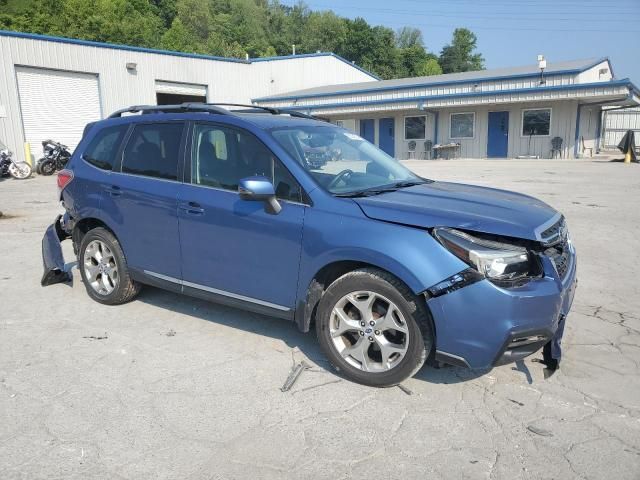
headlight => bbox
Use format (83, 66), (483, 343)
(433, 227), (539, 286)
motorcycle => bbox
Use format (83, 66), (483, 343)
(0, 141), (32, 180)
(36, 139), (71, 176)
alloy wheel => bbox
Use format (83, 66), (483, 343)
(83, 240), (119, 295)
(330, 291), (409, 372)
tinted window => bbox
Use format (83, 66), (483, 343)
(404, 116), (426, 140)
(191, 124), (303, 203)
(522, 109), (551, 136)
(122, 123), (184, 180)
(83, 124), (128, 170)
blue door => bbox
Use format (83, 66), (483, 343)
(487, 111), (509, 158)
(177, 123), (305, 313)
(106, 122), (185, 279)
(379, 118), (395, 156)
(359, 119), (375, 143)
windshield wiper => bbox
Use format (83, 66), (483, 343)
(334, 178), (432, 198)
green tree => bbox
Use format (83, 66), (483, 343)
(439, 28), (484, 73)
(416, 57), (442, 76)
(303, 11), (347, 54)
(395, 26), (423, 49)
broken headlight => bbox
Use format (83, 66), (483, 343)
(433, 228), (539, 287)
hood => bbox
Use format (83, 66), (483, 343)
(354, 181), (559, 242)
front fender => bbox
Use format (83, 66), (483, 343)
(295, 204), (468, 330)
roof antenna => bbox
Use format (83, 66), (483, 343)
(292, 44), (296, 55)
(538, 54), (547, 85)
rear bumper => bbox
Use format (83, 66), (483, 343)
(429, 247), (577, 369)
(41, 214), (72, 286)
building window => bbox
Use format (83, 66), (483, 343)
(522, 108), (551, 136)
(450, 112), (475, 139)
(404, 116), (426, 140)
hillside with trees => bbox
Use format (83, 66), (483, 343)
(0, 0), (485, 80)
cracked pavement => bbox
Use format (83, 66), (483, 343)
(1, 158), (639, 479)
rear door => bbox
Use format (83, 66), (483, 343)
(177, 122), (306, 315)
(105, 121), (186, 279)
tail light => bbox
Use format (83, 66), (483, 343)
(57, 169), (74, 196)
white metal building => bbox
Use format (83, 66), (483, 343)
(255, 58), (640, 160)
(601, 107), (640, 149)
(0, 30), (377, 162)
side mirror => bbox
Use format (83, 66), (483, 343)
(238, 176), (282, 215)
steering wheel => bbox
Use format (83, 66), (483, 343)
(328, 169), (354, 190)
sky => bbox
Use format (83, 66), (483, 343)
(282, 0), (640, 82)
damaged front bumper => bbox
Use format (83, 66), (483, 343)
(429, 246), (577, 371)
(41, 214), (72, 286)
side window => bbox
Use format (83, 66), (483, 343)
(122, 123), (184, 180)
(82, 124), (128, 171)
(191, 124), (303, 202)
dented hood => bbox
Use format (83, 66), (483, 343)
(354, 181), (558, 241)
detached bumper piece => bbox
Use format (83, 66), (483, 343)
(493, 330), (552, 366)
(41, 214), (72, 286)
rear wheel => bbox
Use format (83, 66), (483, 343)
(316, 268), (433, 387)
(78, 227), (141, 305)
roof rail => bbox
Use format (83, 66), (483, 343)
(204, 103), (320, 120)
(108, 103), (233, 118)
(108, 102), (321, 121)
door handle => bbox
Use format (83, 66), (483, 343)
(179, 201), (205, 215)
(105, 185), (121, 197)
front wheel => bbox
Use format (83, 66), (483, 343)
(316, 268), (433, 387)
(39, 159), (56, 176)
(8, 161), (32, 179)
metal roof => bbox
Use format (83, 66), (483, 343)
(254, 58), (611, 102)
(0, 29), (379, 79)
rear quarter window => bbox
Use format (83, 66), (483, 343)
(82, 124), (129, 171)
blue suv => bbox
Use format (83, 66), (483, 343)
(41, 103), (577, 387)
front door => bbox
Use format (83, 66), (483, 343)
(177, 122), (306, 315)
(487, 111), (509, 158)
(359, 119), (375, 143)
(379, 117), (395, 156)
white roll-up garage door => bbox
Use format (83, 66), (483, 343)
(155, 80), (207, 97)
(16, 67), (102, 159)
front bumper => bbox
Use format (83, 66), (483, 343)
(41, 214), (72, 286)
(429, 246), (577, 369)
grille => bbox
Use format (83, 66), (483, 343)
(540, 216), (566, 245)
(544, 239), (571, 278)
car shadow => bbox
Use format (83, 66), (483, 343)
(134, 285), (490, 386)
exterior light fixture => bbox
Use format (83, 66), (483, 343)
(538, 55), (547, 85)
(126, 62), (137, 73)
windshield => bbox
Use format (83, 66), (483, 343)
(270, 124), (426, 195)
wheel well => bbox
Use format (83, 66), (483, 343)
(72, 218), (116, 253)
(299, 261), (395, 332)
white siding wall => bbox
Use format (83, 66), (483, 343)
(0, 34), (375, 162)
(602, 108), (640, 149)
(577, 61), (613, 84)
(332, 101), (580, 159)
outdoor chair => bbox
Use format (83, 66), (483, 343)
(423, 140), (433, 159)
(550, 137), (563, 159)
(407, 140), (416, 159)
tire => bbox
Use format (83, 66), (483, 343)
(39, 159), (56, 176)
(78, 227), (141, 305)
(35, 159), (44, 175)
(8, 161), (32, 179)
(316, 268), (433, 387)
